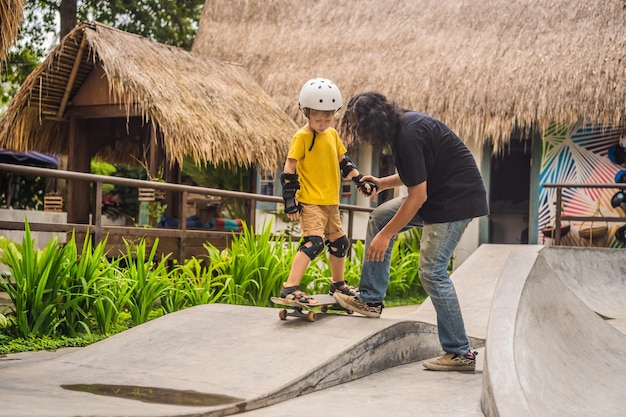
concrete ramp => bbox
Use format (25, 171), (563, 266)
(482, 249), (626, 417)
(0, 303), (482, 417)
(540, 246), (626, 320)
(408, 244), (542, 339)
(4, 243), (625, 417)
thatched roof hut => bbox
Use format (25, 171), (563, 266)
(0, 0), (24, 61)
(193, 0), (626, 149)
(0, 21), (296, 170)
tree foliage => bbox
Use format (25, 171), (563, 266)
(75, 0), (204, 50)
(1, 0), (205, 107)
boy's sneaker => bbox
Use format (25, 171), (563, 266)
(423, 351), (477, 372)
(329, 280), (359, 296)
(333, 292), (383, 318)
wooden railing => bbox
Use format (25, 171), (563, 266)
(543, 183), (625, 245)
(0, 163), (373, 260)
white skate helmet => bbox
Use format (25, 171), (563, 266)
(298, 78), (342, 112)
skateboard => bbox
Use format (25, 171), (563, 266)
(270, 294), (353, 322)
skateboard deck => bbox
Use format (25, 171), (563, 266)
(270, 294), (353, 322)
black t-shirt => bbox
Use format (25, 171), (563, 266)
(391, 110), (489, 223)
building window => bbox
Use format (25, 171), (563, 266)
(257, 169), (276, 210)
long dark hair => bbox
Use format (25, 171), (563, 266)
(340, 91), (404, 148)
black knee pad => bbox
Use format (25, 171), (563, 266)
(299, 236), (325, 260)
(326, 235), (350, 258)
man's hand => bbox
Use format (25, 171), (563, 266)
(352, 174), (378, 197)
(366, 232), (392, 262)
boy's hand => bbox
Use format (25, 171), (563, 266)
(286, 208), (301, 221)
(281, 172), (302, 215)
(282, 182), (301, 215)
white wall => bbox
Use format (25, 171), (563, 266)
(0, 209), (68, 274)
(453, 140), (484, 269)
(0, 209), (68, 247)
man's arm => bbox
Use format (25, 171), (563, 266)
(365, 181), (427, 262)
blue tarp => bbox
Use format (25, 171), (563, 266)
(0, 149), (59, 167)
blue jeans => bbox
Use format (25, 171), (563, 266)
(358, 196), (472, 355)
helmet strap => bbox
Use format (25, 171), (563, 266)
(308, 130), (317, 151)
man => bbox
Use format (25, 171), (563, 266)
(334, 91), (489, 372)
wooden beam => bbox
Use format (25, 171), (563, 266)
(57, 33), (87, 118)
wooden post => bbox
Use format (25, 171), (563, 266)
(94, 181), (103, 244)
(555, 187), (563, 246)
(67, 115), (91, 224)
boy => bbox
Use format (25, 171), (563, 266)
(278, 78), (374, 305)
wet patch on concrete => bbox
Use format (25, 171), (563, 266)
(61, 383), (244, 407)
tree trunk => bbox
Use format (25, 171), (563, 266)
(59, 0), (77, 40)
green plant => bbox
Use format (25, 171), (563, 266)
(90, 158), (117, 194)
(0, 218), (426, 354)
(210, 220), (294, 306)
(119, 238), (173, 326)
(0, 219), (76, 337)
(387, 229), (427, 303)
(161, 257), (232, 313)
(55, 233), (92, 337)
(146, 201), (167, 227)
(89, 261), (132, 335)
(0, 312), (9, 328)
(66, 233), (131, 335)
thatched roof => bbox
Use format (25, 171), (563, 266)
(193, 0), (626, 149)
(0, 0), (24, 61)
(0, 21), (297, 170)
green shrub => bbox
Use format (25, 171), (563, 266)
(0, 219), (76, 337)
(120, 238), (173, 326)
(0, 218), (426, 353)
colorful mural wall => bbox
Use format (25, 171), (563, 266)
(538, 121), (625, 248)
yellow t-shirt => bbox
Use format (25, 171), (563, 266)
(287, 127), (347, 205)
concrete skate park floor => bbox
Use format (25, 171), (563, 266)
(1, 244), (625, 417)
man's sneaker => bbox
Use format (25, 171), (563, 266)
(423, 351), (477, 372)
(329, 280), (359, 296)
(333, 292), (383, 318)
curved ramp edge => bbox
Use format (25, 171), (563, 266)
(482, 250), (626, 417)
(228, 321), (485, 415)
(539, 246), (626, 319)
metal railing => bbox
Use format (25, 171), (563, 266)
(0, 163), (373, 259)
(543, 183), (625, 245)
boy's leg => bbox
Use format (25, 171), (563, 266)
(284, 251), (313, 288)
(323, 205), (354, 292)
(279, 204), (325, 304)
(418, 219), (471, 355)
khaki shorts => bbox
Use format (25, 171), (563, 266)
(300, 204), (345, 242)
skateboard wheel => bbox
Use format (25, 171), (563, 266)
(346, 309), (353, 314)
(278, 309), (287, 320)
(320, 305), (328, 313)
(307, 311), (316, 322)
